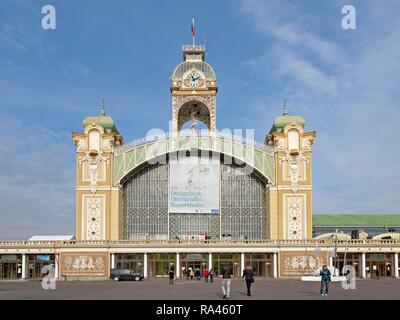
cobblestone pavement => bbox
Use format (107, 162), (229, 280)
(0, 278), (399, 300)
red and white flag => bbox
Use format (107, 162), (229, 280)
(191, 18), (196, 37)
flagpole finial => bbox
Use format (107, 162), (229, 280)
(101, 98), (105, 116)
(283, 98), (288, 116)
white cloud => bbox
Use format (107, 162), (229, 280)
(239, 0), (343, 95)
(0, 117), (75, 239)
(240, 0), (344, 64)
(239, 0), (400, 214)
(271, 47), (338, 94)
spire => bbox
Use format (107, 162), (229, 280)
(101, 98), (105, 116)
(283, 98), (288, 116)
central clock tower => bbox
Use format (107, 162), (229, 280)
(170, 44), (217, 135)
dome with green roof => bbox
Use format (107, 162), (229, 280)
(269, 100), (305, 134)
(82, 98), (120, 134)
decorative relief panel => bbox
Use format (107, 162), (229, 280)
(102, 139), (113, 152)
(280, 154), (309, 190)
(61, 252), (109, 277)
(79, 155), (110, 192)
(82, 195), (105, 240)
(284, 195), (306, 240)
(280, 252), (327, 276)
(77, 138), (86, 152)
(287, 197), (303, 239)
(276, 139), (285, 151)
(302, 138), (312, 151)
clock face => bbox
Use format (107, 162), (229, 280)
(186, 71), (202, 88)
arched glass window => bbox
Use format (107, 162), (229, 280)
(122, 155), (267, 240)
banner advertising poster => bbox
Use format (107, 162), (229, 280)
(169, 156), (220, 214)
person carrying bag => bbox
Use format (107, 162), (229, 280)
(242, 266), (255, 296)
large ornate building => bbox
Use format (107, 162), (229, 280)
(0, 44), (399, 280)
(71, 44), (315, 243)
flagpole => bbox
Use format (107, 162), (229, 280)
(192, 18), (195, 46)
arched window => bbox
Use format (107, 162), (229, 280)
(288, 129), (300, 151)
(88, 129), (100, 151)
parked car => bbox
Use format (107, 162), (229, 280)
(110, 268), (144, 282)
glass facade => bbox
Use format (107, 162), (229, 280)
(122, 156), (267, 240)
(220, 164), (266, 240)
(148, 253), (176, 277)
(123, 163), (169, 240)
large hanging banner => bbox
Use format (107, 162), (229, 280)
(169, 156), (220, 214)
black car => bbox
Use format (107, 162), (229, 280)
(110, 268), (144, 282)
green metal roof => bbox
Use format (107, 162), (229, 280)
(269, 101), (306, 134)
(113, 135), (275, 184)
(82, 115), (119, 134)
(269, 114), (305, 134)
(82, 99), (120, 134)
(313, 214), (400, 227)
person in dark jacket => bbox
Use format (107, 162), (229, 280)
(169, 269), (175, 285)
(319, 265), (331, 296)
(242, 266), (255, 296)
(195, 268), (201, 280)
(209, 269), (214, 282)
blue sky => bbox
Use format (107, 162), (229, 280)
(1, 0), (399, 239)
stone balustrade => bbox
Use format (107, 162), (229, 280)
(0, 239), (399, 249)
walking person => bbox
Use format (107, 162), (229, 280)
(221, 266), (232, 299)
(209, 269), (214, 283)
(345, 270), (352, 285)
(242, 265), (255, 296)
(169, 268), (175, 285)
(204, 268), (209, 282)
(319, 265), (331, 296)
(189, 268), (194, 280)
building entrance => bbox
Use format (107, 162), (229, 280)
(212, 253), (241, 278)
(28, 254), (55, 278)
(180, 253), (208, 279)
(0, 255), (21, 279)
(245, 253), (273, 277)
(366, 253), (391, 278)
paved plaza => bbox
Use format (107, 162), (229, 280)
(0, 278), (399, 300)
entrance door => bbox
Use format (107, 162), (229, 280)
(367, 254), (391, 278)
(180, 253), (208, 279)
(1, 262), (18, 279)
